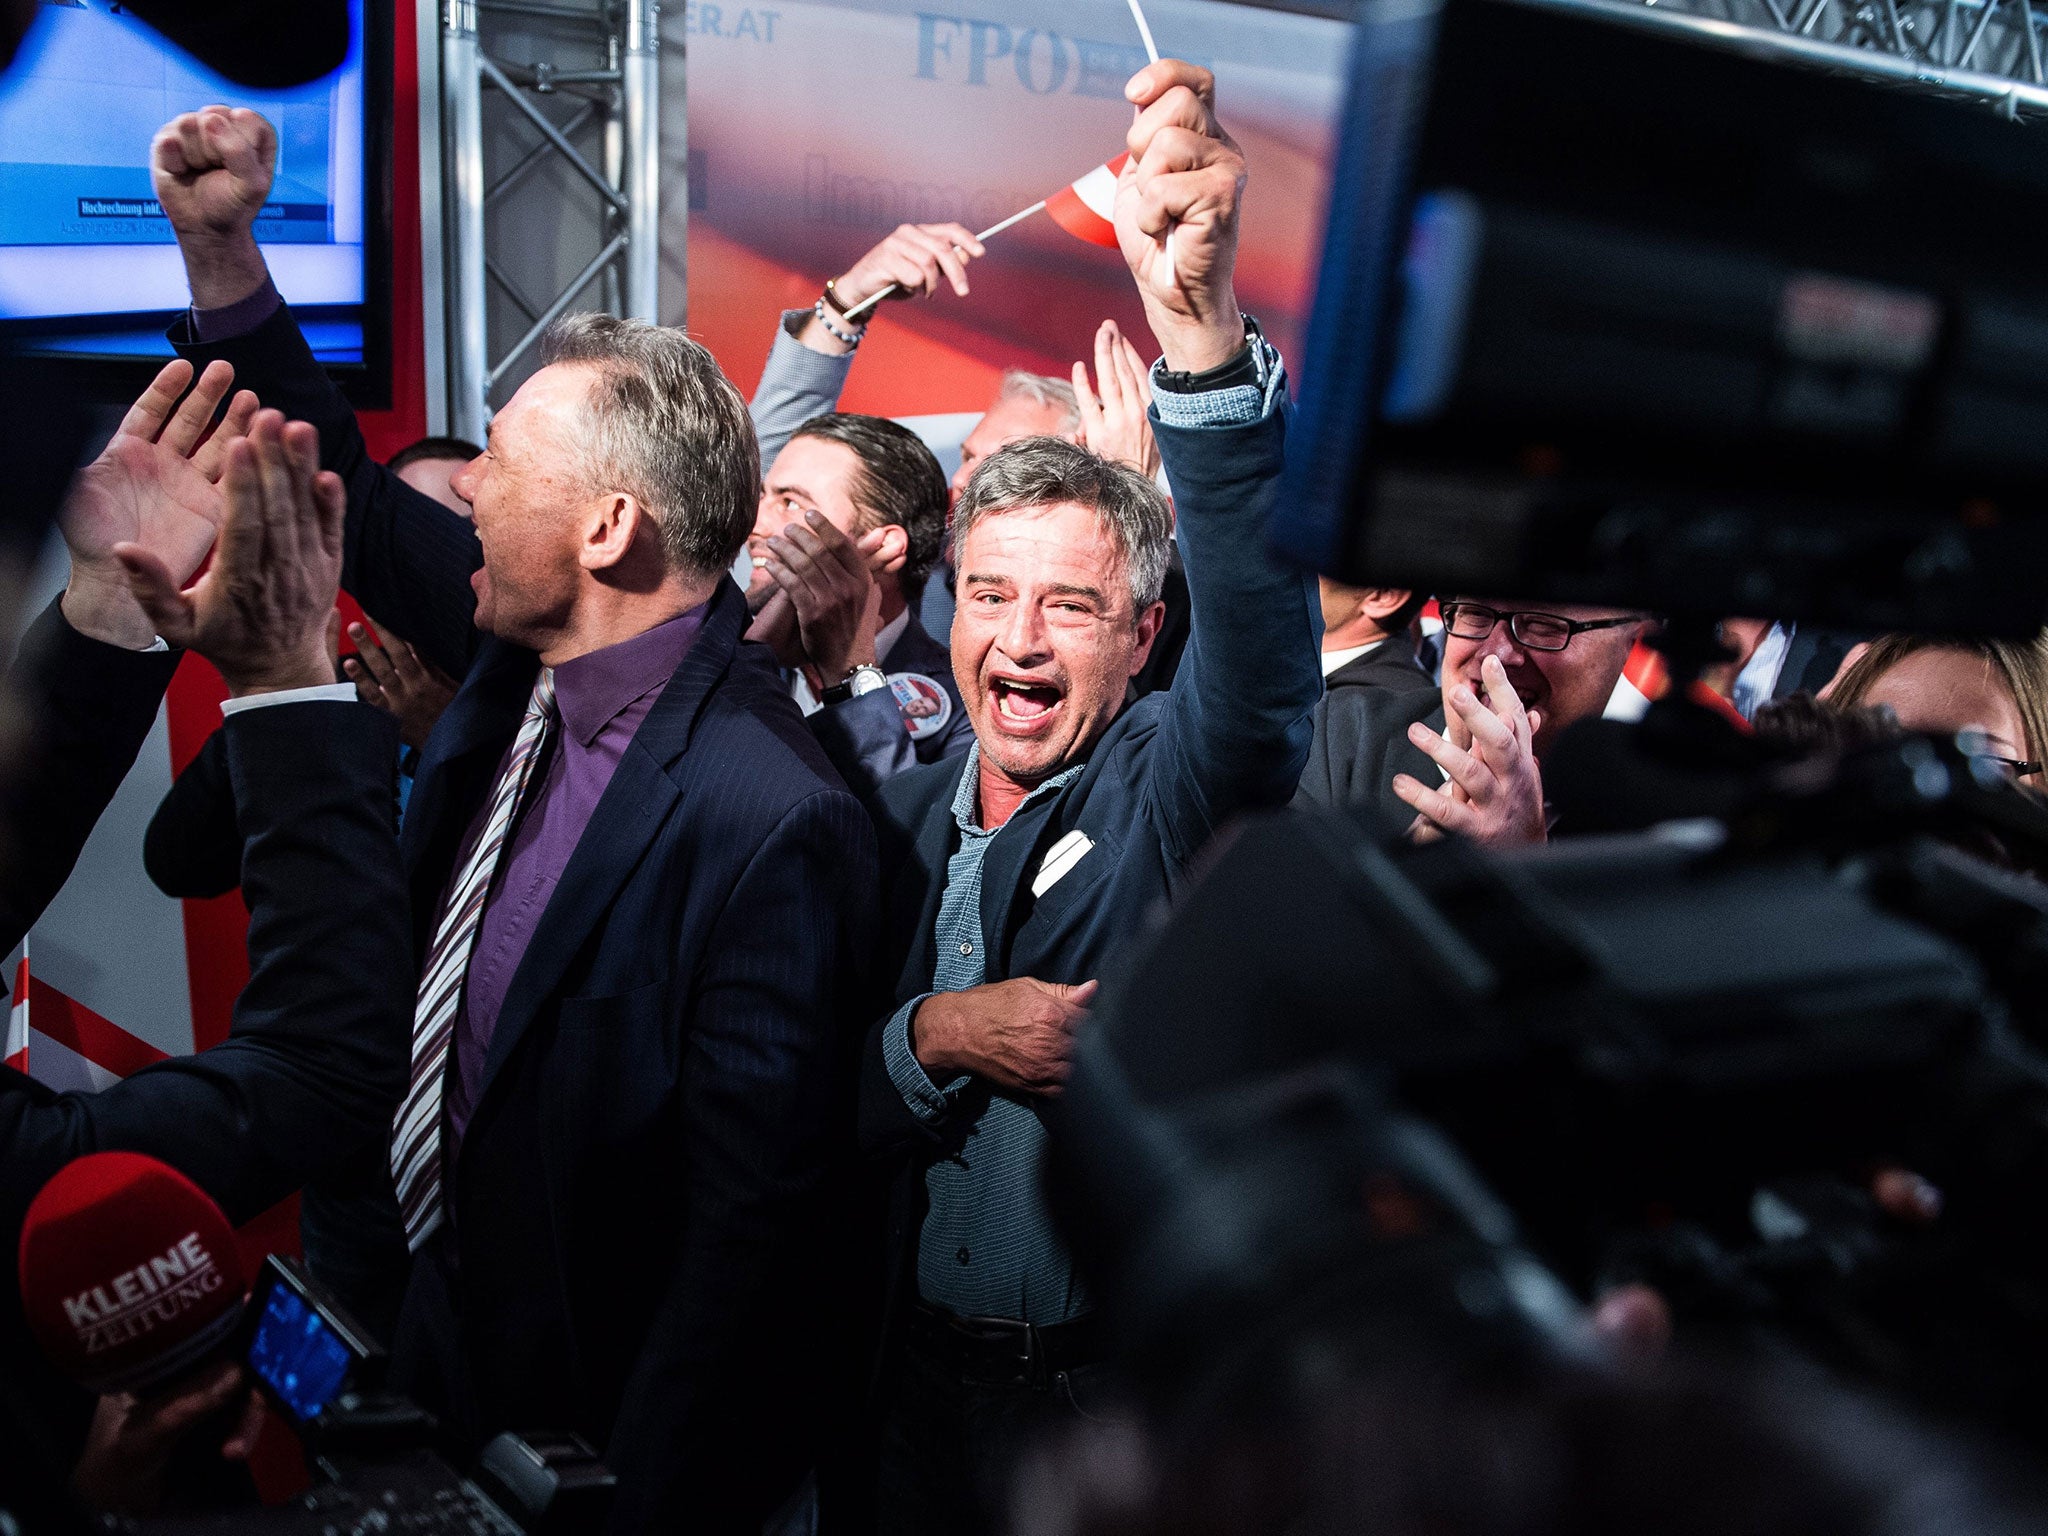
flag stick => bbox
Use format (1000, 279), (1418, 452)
(1127, 0), (1161, 62)
(838, 0), (1173, 329)
(836, 200), (1049, 322)
(1124, 0), (1178, 286)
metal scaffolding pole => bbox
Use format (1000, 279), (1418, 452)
(442, 0), (490, 445)
(438, 0), (662, 434)
(622, 0), (661, 321)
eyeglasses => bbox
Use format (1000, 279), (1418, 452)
(1956, 729), (2043, 783)
(1438, 602), (1649, 653)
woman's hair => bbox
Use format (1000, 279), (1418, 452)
(1827, 633), (2048, 767)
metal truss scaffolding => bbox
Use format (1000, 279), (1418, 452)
(441, 0), (660, 442)
(1582, 0), (2048, 110)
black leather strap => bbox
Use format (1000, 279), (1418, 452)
(909, 1301), (1104, 1389)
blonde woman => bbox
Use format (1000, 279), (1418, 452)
(1823, 633), (2048, 787)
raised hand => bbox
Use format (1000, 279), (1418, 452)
(1115, 60), (1247, 372)
(150, 106), (276, 308)
(760, 512), (896, 691)
(910, 977), (1098, 1098)
(1392, 656), (1548, 847)
(343, 620), (461, 749)
(151, 106), (275, 239)
(60, 359), (257, 649)
(1073, 319), (1160, 478)
(800, 222), (989, 356)
(835, 221), (987, 308)
(115, 411), (345, 698)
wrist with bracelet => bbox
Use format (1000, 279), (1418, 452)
(812, 297), (865, 349)
(813, 277), (871, 348)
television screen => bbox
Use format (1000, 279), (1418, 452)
(0, 0), (382, 390)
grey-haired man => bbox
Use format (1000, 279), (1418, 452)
(854, 59), (1322, 1532)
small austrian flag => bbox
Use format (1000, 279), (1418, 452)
(7, 958), (28, 1074)
(1045, 153), (1128, 249)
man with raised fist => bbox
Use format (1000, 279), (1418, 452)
(1, 377), (411, 1501)
(852, 61), (1322, 1531)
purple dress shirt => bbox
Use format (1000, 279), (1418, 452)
(187, 279), (706, 1145)
(442, 606), (706, 1144)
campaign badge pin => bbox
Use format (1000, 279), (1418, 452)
(889, 673), (951, 741)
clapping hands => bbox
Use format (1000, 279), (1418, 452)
(115, 411), (346, 698)
(1393, 655), (1549, 847)
(60, 359), (257, 650)
(755, 511), (895, 692)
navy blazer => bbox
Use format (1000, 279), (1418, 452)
(0, 604), (410, 1228)
(808, 606), (972, 798)
(1, 603), (411, 1464)
(173, 302), (880, 1533)
(855, 398), (1319, 1328)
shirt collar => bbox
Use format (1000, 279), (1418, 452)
(875, 606), (912, 664)
(950, 742), (1087, 835)
(1321, 638), (1391, 677)
(550, 603), (709, 747)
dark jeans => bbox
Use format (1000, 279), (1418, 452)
(875, 1326), (1113, 1536)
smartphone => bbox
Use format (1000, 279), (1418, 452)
(240, 1254), (384, 1427)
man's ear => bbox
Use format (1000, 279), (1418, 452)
(1128, 598), (1166, 676)
(1360, 587), (1414, 623)
(579, 491), (646, 572)
(872, 523), (910, 575)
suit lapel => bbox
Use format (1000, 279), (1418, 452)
(978, 792), (1064, 976)
(881, 612), (949, 678)
(891, 780), (960, 1000)
(472, 580), (745, 1109)
(1378, 701), (1443, 828)
(401, 641), (537, 947)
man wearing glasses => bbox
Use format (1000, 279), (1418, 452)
(1297, 597), (1653, 845)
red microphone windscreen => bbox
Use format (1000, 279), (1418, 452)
(16, 1153), (248, 1394)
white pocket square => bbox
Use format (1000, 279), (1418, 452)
(1031, 830), (1095, 898)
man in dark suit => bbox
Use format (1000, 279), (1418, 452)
(743, 408), (974, 794)
(2, 387), (412, 1488)
(854, 61), (1322, 1530)
(1315, 579), (1434, 694)
(157, 105), (878, 1531)
(1295, 595), (1653, 846)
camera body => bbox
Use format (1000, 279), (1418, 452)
(116, 1257), (614, 1536)
(1053, 757), (2048, 1439)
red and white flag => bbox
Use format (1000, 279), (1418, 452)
(6, 958), (27, 1074)
(1604, 641), (1667, 723)
(1045, 153), (1128, 249)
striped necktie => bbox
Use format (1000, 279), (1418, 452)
(391, 667), (558, 1251)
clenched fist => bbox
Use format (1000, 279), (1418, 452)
(1115, 61), (1247, 374)
(150, 107), (276, 308)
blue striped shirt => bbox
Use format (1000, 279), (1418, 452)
(882, 744), (1087, 1322)
(882, 328), (1288, 1323)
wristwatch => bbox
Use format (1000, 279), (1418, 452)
(821, 664), (887, 705)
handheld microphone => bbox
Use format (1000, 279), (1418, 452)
(16, 1152), (248, 1395)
